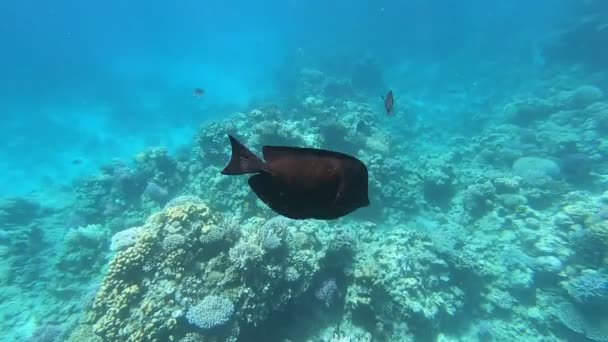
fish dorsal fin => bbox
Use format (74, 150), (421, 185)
(262, 146), (356, 163)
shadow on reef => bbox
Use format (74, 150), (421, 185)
(239, 282), (347, 341)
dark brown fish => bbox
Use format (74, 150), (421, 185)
(193, 88), (205, 98)
(221, 135), (369, 220)
(382, 90), (394, 115)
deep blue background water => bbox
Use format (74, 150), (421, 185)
(0, 0), (574, 198)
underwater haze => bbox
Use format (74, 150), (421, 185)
(1, 0), (608, 341)
(0, 0), (570, 198)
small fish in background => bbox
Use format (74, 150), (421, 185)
(220, 135), (369, 220)
(447, 88), (467, 97)
(382, 90), (394, 115)
(193, 88), (205, 98)
(447, 88), (463, 94)
(71, 159), (83, 165)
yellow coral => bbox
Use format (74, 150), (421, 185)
(89, 233), (153, 340)
(164, 202), (213, 225)
(563, 203), (591, 223)
(134, 152), (148, 164)
(165, 205), (190, 223)
(84, 201), (221, 342)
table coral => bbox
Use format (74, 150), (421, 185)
(186, 295), (235, 330)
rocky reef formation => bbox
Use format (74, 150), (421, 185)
(68, 198), (355, 342)
(2, 66), (608, 341)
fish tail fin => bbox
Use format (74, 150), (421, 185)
(221, 135), (266, 175)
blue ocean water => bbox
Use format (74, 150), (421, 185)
(0, 0), (569, 198)
(1, 0), (607, 341)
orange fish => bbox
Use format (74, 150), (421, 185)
(382, 90), (394, 115)
(193, 88), (205, 98)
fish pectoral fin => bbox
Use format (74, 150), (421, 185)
(332, 182), (346, 206)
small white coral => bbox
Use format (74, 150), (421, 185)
(110, 226), (145, 252)
(302, 96), (324, 110)
(186, 295), (234, 330)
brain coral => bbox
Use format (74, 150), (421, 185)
(512, 157), (560, 185)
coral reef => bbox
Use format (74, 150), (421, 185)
(3, 58), (608, 342)
(186, 295), (235, 330)
(67, 197), (354, 341)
